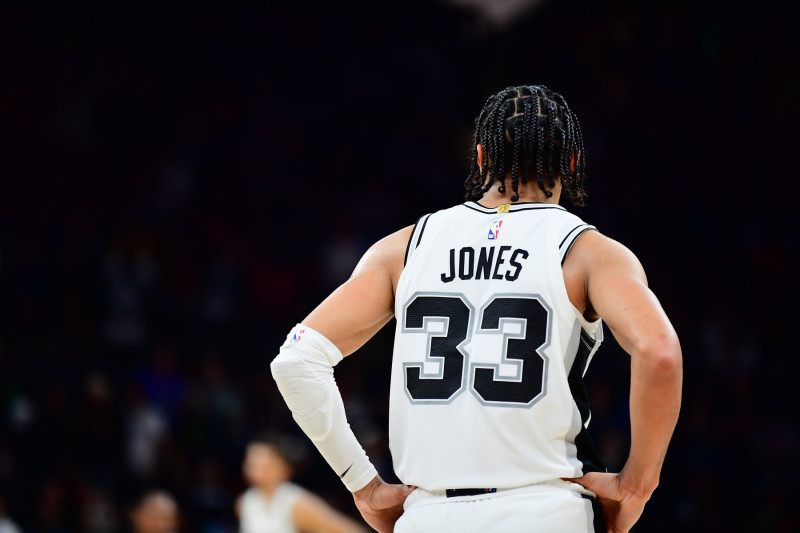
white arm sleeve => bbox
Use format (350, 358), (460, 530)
(270, 323), (378, 492)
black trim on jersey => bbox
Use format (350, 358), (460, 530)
(415, 213), (431, 250)
(404, 214), (428, 266)
(403, 213), (431, 267)
(559, 224), (587, 250)
(560, 227), (596, 266)
(462, 201), (566, 214)
(569, 329), (606, 475)
(581, 494), (608, 533)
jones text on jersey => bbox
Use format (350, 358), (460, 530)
(440, 246), (529, 283)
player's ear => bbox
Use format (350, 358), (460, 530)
(477, 144), (485, 173)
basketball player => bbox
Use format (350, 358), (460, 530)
(129, 490), (178, 533)
(271, 85), (682, 533)
(236, 433), (368, 533)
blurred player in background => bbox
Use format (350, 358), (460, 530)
(236, 432), (368, 533)
(271, 85), (682, 532)
(129, 490), (179, 533)
(0, 492), (21, 533)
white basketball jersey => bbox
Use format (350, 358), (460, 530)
(389, 201), (605, 491)
(239, 483), (302, 533)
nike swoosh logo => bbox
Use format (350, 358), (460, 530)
(339, 464), (353, 479)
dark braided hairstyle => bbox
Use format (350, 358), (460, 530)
(464, 85), (588, 205)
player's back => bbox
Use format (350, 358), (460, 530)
(390, 200), (604, 490)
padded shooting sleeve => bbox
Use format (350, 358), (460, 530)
(270, 324), (378, 492)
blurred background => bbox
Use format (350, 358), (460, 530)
(0, 0), (797, 531)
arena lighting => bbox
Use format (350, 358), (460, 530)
(444, 0), (548, 28)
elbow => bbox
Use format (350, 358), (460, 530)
(269, 355), (285, 380)
(637, 335), (682, 376)
(270, 354), (301, 383)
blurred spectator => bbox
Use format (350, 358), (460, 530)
(129, 490), (179, 533)
(236, 432), (367, 533)
(125, 383), (169, 480)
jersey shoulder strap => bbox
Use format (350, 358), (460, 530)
(403, 212), (433, 266)
(555, 211), (596, 265)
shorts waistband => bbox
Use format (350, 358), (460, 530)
(445, 488), (497, 498)
(404, 480), (596, 510)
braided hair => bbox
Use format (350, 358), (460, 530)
(464, 85), (588, 206)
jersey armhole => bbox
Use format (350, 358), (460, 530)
(404, 213), (432, 266)
(559, 224), (597, 265)
(558, 223), (602, 337)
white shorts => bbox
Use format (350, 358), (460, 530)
(394, 480), (605, 533)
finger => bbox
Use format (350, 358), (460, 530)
(373, 484), (414, 508)
(389, 483), (416, 502)
(562, 473), (600, 492)
(561, 475), (588, 488)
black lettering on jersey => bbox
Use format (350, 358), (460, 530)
(506, 249), (529, 281)
(442, 246), (528, 283)
(441, 249), (456, 283)
(492, 246), (512, 280)
(476, 247), (495, 279)
(458, 247), (475, 280)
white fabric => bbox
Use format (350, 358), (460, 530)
(391, 201), (603, 491)
(271, 324), (378, 492)
(238, 483), (302, 533)
(395, 482), (600, 533)
(0, 518), (22, 533)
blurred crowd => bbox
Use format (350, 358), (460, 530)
(1, 1), (797, 531)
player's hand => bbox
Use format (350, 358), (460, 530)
(352, 475), (415, 533)
(563, 472), (650, 533)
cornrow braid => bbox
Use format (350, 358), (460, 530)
(545, 97), (558, 192)
(463, 85), (588, 206)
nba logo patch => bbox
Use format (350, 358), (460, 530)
(291, 329), (305, 343)
(488, 219), (503, 240)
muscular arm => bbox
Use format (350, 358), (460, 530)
(565, 231), (682, 532)
(584, 233), (682, 495)
(271, 225), (416, 532)
(578, 231), (683, 493)
(302, 225), (412, 356)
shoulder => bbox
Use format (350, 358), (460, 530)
(359, 225), (415, 266)
(352, 225), (414, 289)
(571, 230), (645, 277)
(273, 483), (306, 509)
(280, 481), (305, 499)
(563, 229), (646, 321)
(235, 488), (256, 515)
(238, 487), (256, 501)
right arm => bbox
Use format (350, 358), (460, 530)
(270, 226), (415, 533)
(566, 231), (682, 533)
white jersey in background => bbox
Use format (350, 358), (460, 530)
(390, 201), (605, 491)
(238, 483), (302, 533)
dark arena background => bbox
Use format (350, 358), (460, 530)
(0, 1), (797, 531)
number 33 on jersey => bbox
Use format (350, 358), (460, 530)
(389, 201), (605, 491)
